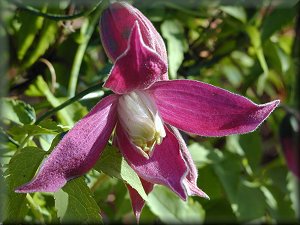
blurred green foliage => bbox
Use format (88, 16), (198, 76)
(0, 0), (299, 224)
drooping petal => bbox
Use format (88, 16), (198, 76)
(279, 113), (300, 178)
(15, 95), (119, 193)
(116, 124), (188, 200)
(99, 2), (168, 69)
(170, 127), (209, 199)
(126, 178), (154, 222)
(148, 80), (280, 137)
(103, 22), (167, 94)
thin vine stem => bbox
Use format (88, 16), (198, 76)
(9, 0), (103, 21)
(35, 82), (110, 125)
(67, 0), (109, 97)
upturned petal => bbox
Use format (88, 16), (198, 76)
(126, 178), (154, 222)
(104, 22), (167, 94)
(99, 2), (168, 69)
(15, 95), (119, 193)
(148, 80), (280, 136)
(116, 123), (188, 200)
(170, 127), (209, 199)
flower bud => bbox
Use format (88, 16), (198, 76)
(99, 2), (168, 76)
(117, 91), (166, 158)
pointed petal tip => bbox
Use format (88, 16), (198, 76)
(15, 175), (67, 193)
(104, 21), (167, 94)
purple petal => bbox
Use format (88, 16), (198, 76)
(170, 127), (209, 199)
(103, 22), (167, 94)
(148, 80), (280, 136)
(126, 178), (154, 222)
(15, 95), (119, 193)
(99, 2), (168, 70)
(116, 124), (188, 200)
(279, 114), (300, 178)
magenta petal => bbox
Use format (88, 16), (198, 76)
(103, 22), (167, 94)
(15, 95), (119, 193)
(116, 124), (188, 200)
(170, 127), (209, 199)
(126, 178), (154, 222)
(148, 80), (280, 136)
(99, 2), (168, 67)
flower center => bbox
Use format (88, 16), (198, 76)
(117, 91), (166, 158)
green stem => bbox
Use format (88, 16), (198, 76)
(8, 0), (102, 21)
(35, 82), (109, 125)
(67, 1), (107, 97)
(26, 194), (45, 223)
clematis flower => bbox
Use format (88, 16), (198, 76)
(16, 1), (280, 222)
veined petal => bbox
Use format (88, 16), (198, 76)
(170, 127), (209, 199)
(126, 178), (154, 222)
(148, 80), (280, 137)
(103, 22), (167, 94)
(15, 95), (119, 193)
(116, 124), (188, 200)
(99, 2), (168, 68)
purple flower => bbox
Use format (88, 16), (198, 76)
(16, 2), (280, 221)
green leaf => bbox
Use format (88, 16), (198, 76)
(54, 177), (102, 223)
(239, 132), (262, 174)
(0, 167), (7, 222)
(261, 7), (296, 42)
(161, 19), (187, 79)
(26, 76), (75, 126)
(4, 147), (46, 223)
(213, 153), (241, 209)
(220, 6), (247, 23)
(94, 146), (148, 201)
(24, 124), (60, 136)
(17, 9), (46, 61)
(188, 143), (223, 166)
(0, 98), (36, 125)
(287, 173), (300, 219)
(236, 180), (266, 222)
(147, 185), (205, 224)
(21, 19), (58, 69)
(246, 25), (269, 95)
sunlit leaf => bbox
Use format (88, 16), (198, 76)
(94, 146), (148, 200)
(147, 185), (205, 224)
(0, 98), (36, 125)
(220, 6), (247, 23)
(4, 147), (46, 223)
(161, 19), (187, 79)
(54, 177), (102, 223)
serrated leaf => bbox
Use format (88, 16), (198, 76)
(0, 98), (36, 125)
(147, 185), (205, 224)
(161, 19), (187, 79)
(54, 177), (102, 223)
(94, 146), (148, 201)
(4, 147), (46, 223)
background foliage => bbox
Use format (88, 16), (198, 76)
(1, 0), (299, 224)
